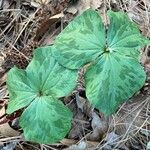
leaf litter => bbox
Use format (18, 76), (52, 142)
(0, 0), (150, 149)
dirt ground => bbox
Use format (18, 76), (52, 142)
(0, 0), (150, 150)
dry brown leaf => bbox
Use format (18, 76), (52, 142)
(67, 0), (103, 14)
(105, 132), (120, 145)
(61, 138), (77, 146)
(64, 141), (86, 150)
(68, 121), (83, 139)
(76, 94), (86, 112)
(0, 123), (20, 137)
(87, 112), (108, 141)
(0, 107), (20, 137)
(103, 132), (129, 150)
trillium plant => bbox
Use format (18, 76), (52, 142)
(7, 47), (77, 143)
(7, 9), (150, 144)
(52, 9), (150, 114)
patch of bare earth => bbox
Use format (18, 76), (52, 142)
(0, 0), (150, 149)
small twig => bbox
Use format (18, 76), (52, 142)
(8, 43), (30, 61)
(0, 9), (21, 12)
(0, 0), (4, 10)
(13, 8), (40, 45)
(103, 0), (108, 25)
(0, 136), (22, 142)
(0, 13), (20, 37)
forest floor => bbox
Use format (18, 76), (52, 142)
(0, 0), (150, 150)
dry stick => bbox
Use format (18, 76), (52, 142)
(21, 142), (41, 150)
(13, 8), (40, 45)
(116, 97), (149, 124)
(145, 103), (150, 141)
(99, 127), (145, 149)
(0, 9), (21, 12)
(17, 142), (24, 150)
(132, 118), (148, 137)
(103, 0), (108, 25)
(96, 97), (150, 149)
(100, 135), (123, 149)
(113, 122), (148, 130)
(1, 32), (30, 61)
(20, 13), (34, 44)
(0, 9), (39, 61)
(0, 135), (22, 142)
(114, 97), (150, 149)
(0, 13), (20, 37)
(60, 138), (99, 147)
(73, 118), (89, 124)
(9, 42), (30, 61)
(115, 114), (146, 148)
(115, 102), (127, 116)
(0, 0), (4, 9)
(126, 132), (146, 149)
(143, 0), (150, 56)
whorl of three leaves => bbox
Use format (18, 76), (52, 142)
(52, 9), (150, 115)
(7, 47), (77, 143)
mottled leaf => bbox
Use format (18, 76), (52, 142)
(20, 96), (72, 144)
(52, 9), (105, 69)
(7, 67), (37, 114)
(7, 46), (77, 143)
(52, 9), (150, 115)
(26, 46), (78, 98)
(85, 52), (146, 115)
(107, 10), (150, 59)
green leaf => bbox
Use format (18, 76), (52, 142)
(7, 46), (77, 143)
(52, 9), (105, 69)
(26, 46), (78, 98)
(52, 9), (150, 115)
(7, 67), (37, 114)
(20, 96), (72, 144)
(107, 10), (150, 59)
(85, 52), (146, 115)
